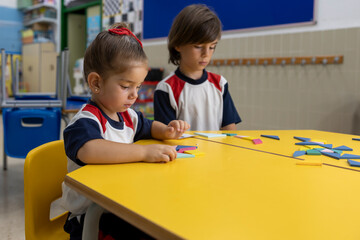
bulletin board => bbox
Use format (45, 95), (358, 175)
(103, 0), (143, 39)
(143, 0), (316, 40)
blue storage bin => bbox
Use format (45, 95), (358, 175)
(2, 108), (61, 158)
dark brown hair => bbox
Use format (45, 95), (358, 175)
(83, 22), (147, 81)
(168, 4), (222, 65)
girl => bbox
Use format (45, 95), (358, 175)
(61, 23), (190, 239)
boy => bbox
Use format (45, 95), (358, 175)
(154, 4), (241, 131)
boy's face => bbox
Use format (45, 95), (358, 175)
(175, 40), (218, 78)
(95, 62), (148, 118)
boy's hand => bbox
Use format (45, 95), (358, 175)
(166, 120), (190, 139)
(143, 144), (177, 163)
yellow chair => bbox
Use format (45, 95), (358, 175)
(24, 140), (69, 240)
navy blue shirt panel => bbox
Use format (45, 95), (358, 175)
(154, 90), (176, 125)
(222, 83), (242, 127)
(63, 118), (103, 166)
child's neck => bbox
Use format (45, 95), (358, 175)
(91, 98), (120, 122)
(178, 66), (203, 80)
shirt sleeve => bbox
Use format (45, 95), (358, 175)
(63, 118), (103, 166)
(222, 83), (241, 127)
(134, 111), (153, 142)
(154, 89), (176, 125)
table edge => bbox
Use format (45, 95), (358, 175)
(64, 175), (184, 240)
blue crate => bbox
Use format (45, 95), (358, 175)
(3, 108), (61, 158)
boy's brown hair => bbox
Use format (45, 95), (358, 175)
(168, 4), (222, 65)
(83, 22), (147, 81)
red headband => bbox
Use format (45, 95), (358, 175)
(108, 28), (143, 48)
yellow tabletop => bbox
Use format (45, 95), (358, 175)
(65, 130), (360, 240)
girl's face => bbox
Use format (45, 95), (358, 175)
(175, 40), (218, 79)
(93, 62), (148, 120)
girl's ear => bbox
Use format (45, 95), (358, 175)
(87, 72), (102, 94)
(175, 46), (181, 52)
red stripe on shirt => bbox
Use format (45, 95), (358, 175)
(166, 75), (186, 107)
(207, 72), (222, 92)
(120, 111), (134, 130)
(82, 104), (107, 134)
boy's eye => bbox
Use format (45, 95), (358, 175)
(194, 45), (216, 50)
(120, 85), (129, 89)
(137, 85), (142, 89)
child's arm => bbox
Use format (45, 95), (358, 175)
(151, 120), (190, 140)
(76, 120), (189, 165)
(77, 139), (178, 164)
(221, 123), (237, 130)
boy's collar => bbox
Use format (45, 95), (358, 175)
(175, 67), (208, 85)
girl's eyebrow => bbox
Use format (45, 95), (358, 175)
(118, 78), (143, 84)
(119, 79), (132, 82)
(118, 78), (135, 83)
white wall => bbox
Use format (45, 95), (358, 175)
(143, 0), (360, 46)
(0, 0), (17, 8)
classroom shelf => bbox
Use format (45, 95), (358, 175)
(24, 17), (57, 27)
(21, 1), (59, 49)
(132, 68), (163, 119)
(24, 3), (57, 12)
(136, 99), (155, 104)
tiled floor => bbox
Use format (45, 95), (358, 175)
(0, 157), (26, 240)
(0, 116), (66, 240)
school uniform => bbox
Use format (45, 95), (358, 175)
(154, 68), (241, 130)
(60, 100), (153, 239)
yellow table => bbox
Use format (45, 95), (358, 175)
(64, 130), (360, 240)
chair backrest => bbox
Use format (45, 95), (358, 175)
(3, 107), (61, 159)
(24, 140), (69, 240)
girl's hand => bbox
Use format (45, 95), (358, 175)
(143, 144), (177, 163)
(165, 120), (190, 139)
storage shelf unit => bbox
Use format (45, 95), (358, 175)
(132, 81), (158, 120)
(24, 3), (57, 12)
(132, 68), (164, 119)
(22, 42), (57, 93)
(24, 17), (57, 27)
(22, 1), (60, 51)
